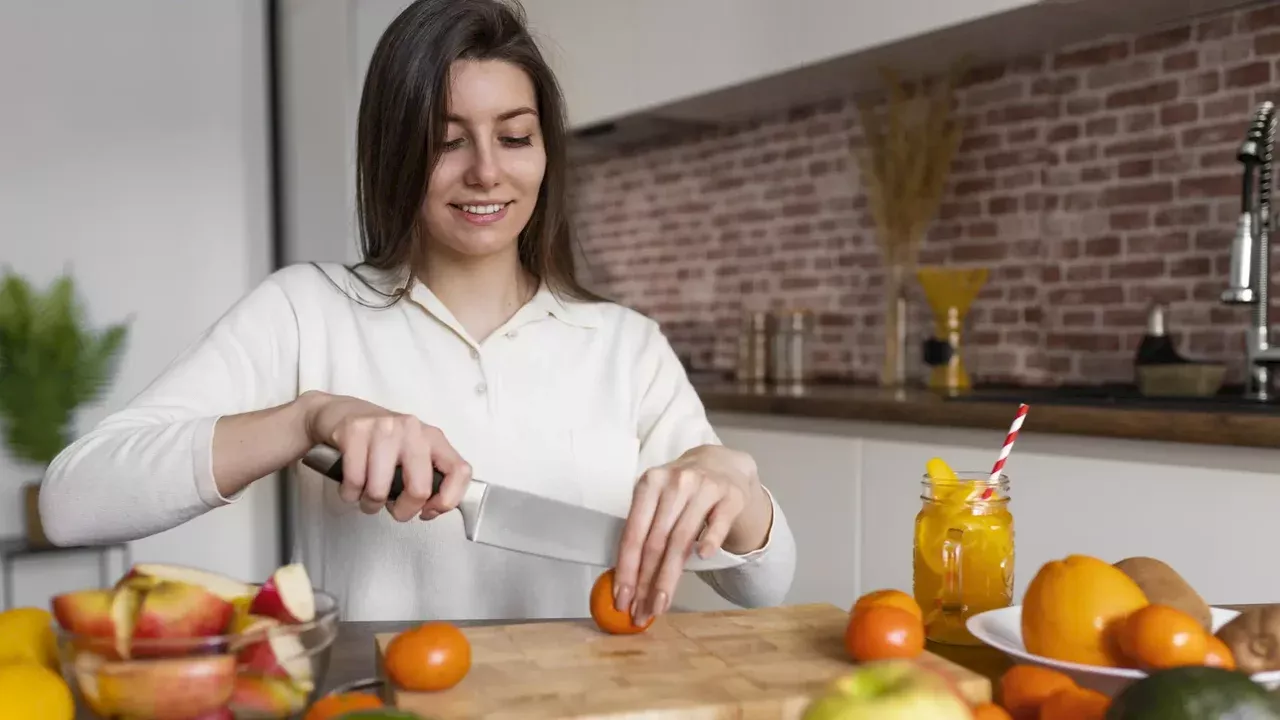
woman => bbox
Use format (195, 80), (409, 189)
(39, 0), (795, 623)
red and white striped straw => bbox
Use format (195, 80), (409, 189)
(980, 403), (1028, 500)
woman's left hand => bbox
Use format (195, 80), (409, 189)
(613, 444), (772, 625)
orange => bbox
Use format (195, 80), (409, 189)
(589, 569), (653, 635)
(843, 605), (924, 662)
(851, 589), (923, 624)
(997, 664), (1077, 720)
(383, 621), (471, 692)
(1118, 604), (1209, 670)
(971, 702), (1013, 720)
(304, 692), (385, 720)
(1038, 686), (1109, 720)
(1204, 634), (1237, 670)
(1021, 555), (1149, 667)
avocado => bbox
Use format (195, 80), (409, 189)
(1106, 665), (1280, 720)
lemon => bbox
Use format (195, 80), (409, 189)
(925, 457), (957, 481)
(0, 607), (58, 671)
(0, 663), (74, 720)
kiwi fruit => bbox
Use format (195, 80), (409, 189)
(1114, 557), (1213, 632)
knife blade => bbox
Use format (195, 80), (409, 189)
(300, 444), (745, 572)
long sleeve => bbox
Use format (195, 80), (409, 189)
(39, 273), (301, 547)
(633, 320), (797, 608)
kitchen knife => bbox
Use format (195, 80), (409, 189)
(301, 444), (745, 572)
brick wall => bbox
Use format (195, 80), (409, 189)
(568, 2), (1280, 386)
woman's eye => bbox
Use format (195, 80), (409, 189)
(442, 138), (465, 151)
(501, 135), (533, 147)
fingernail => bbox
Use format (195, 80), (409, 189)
(421, 510), (439, 521)
(615, 584), (633, 612)
(655, 591), (669, 616)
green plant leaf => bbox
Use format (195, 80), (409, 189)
(0, 270), (129, 465)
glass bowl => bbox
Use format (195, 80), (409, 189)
(55, 589), (340, 720)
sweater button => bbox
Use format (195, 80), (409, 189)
(475, 382), (487, 395)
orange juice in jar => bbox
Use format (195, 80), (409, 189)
(912, 465), (1014, 645)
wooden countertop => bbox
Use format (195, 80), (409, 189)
(694, 381), (1280, 450)
(318, 603), (1263, 701)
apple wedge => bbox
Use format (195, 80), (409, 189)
(231, 615), (315, 693)
(131, 580), (235, 653)
(51, 584), (142, 660)
(230, 675), (310, 718)
(121, 563), (256, 602)
(95, 654), (236, 720)
(249, 563), (316, 625)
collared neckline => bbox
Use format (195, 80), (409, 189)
(406, 277), (601, 346)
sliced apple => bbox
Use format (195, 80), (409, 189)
(121, 563), (256, 602)
(130, 580), (235, 654)
(51, 585), (142, 660)
(249, 563), (316, 625)
(95, 654), (236, 720)
(230, 675), (310, 718)
(231, 616), (315, 693)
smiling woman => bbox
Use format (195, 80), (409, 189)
(38, 0), (797, 624)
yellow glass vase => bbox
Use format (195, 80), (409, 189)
(916, 266), (989, 393)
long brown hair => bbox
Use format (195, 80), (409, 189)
(333, 0), (605, 306)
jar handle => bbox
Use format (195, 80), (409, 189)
(938, 527), (965, 625)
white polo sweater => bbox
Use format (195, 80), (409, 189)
(40, 263), (796, 621)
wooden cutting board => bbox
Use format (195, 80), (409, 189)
(373, 603), (992, 719)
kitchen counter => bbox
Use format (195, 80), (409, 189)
(693, 380), (1280, 450)
(318, 604), (1263, 701)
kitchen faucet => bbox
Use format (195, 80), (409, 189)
(1221, 100), (1278, 402)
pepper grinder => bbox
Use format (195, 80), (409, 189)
(1134, 304), (1185, 366)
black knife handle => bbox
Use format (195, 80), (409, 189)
(304, 445), (444, 503)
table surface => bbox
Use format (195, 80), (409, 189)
(320, 604), (1259, 698)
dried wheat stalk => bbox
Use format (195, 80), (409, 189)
(853, 61), (966, 269)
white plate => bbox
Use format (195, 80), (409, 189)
(966, 605), (1280, 697)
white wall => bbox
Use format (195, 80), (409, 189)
(0, 0), (279, 608)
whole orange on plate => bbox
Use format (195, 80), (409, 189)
(852, 589), (923, 624)
(1022, 554), (1149, 667)
(997, 664), (1077, 720)
(384, 621), (471, 692)
(844, 605), (924, 662)
(304, 692), (384, 720)
(590, 568), (653, 635)
(1117, 604), (1209, 670)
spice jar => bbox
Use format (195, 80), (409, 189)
(769, 309), (813, 391)
(735, 310), (771, 385)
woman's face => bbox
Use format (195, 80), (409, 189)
(420, 59), (546, 260)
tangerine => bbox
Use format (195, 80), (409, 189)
(851, 589), (923, 624)
(1204, 634), (1237, 670)
(303, 692), (385, 720)
(971, 703), (1013, 720)
(383, 621), (471, 692)
(1118, 604), (1209, 670)
(997, 664), (1077, 720)
(1038, 686), (1109, 720)
(843, 605), (924, 662)
(589, 569), (653, 635)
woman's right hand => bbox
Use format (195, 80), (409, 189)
(299, 391), (473, 522)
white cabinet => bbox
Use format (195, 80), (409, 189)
(693, 412), (1280, 615)
(672, 423), (862, 612)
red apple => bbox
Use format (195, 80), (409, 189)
(95, 654), (236, 720)
(121, 563), (256, 602)
(230, 675), (310, 717)
(231, 615), (315, 692)
(51, 585), (142, 659)
(131, 580), (235, 653)
(249, 563), (316, 624)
